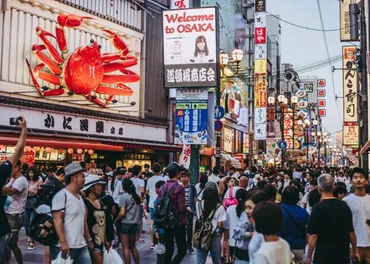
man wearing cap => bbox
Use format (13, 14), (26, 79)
(157, 162), (187, 264)
(51, 162), (93, 263)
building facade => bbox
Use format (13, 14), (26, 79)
(0, 0), (178, 169)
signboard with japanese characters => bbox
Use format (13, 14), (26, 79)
(254, 28), (267, 44)
(317, 79), (326, 87)
(318, 99), (326, 107)
(340, 0), (361, 42)
(303, 83), (314, 93)
(255, 123), (267, 139)
(254, 4), (267, 140)
(342, 46), (358, 122)
(343, 122), (359, 147)
(319, 109), (326, 117)
(0, 106), (167, 142)
(223, 127), (234, 153)
(179, 144), (191, 169)
(175, 89), (208, 144)
(254, 12), (266, 27)
(170, 0), (190, 9)
(317, 89), (326, 97)
(163, 7), (219, 88)
(255, 44), (267, 59)
(254, 74), (267, 107)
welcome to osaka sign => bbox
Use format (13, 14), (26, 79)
(163, 7), (219, 88)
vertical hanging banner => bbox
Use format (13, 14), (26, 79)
(163, 7), (219, 88)
(254, 0), (267, 140)
(175, 89), (208, 144)
(340, 0), (361, 42)
(342, 46), (358, 122)
(342, 45), (359, 147)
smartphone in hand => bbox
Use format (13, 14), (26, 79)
(9, 117), (21, 126)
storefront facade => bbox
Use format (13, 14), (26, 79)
(0, 0), (179, 168)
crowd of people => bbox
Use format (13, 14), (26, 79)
(1, 117), (370, 264)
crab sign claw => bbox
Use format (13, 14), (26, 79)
(103, 30), (129, 56)
(56, 14), (93, 53)
(57, 14), (94, 27)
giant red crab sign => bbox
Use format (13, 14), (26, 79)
(26, 14), (139, 108)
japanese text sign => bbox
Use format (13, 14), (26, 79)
(254, 28), (266, 44)
(163, 7), (219, 88)
(170, 0), (190, 9)
(254, 74), (267, 107)
(343, 122), (359, 146)
(340, 0), (361, 41)
(175, 89), (208, 144)
(342, 46), (358, 122)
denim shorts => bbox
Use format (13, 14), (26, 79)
(119, 223), (139, 235)
(50, 246), (91, 264)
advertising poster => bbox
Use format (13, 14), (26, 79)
(163, 7), (219, 88)
(175, 89), (208, 144)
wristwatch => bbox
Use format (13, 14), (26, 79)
(86, 238), (92, 242)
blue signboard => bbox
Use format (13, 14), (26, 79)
(278, 141), (287, 150)
(174, 99), (208, 144)
(214, 105), (225, 120)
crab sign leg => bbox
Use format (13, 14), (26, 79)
(56, 14), (94, 52)
(103, 58), (138, 73)
(36, 27), (63, 64)
(32, 45), (62, 75)
(95, 84), (133, 96)
(102, 72), (140, 84)
(86, 94), (112, 108)
(26, 60), (63, 96)
(103, 30), (129, 56)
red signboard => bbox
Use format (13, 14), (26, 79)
(254, 28), (267, 44)
(319, 109), (326, 117)
(318, 79), (326, 87)
(318, 99), (326, 107)
(318, 89), (326, 97)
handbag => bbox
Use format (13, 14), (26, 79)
(25, 197), (37, 211)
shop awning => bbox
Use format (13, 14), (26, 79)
(0, 135), (181, 152)
(0, 136), (123, 151)
(360, 140), (370, 155)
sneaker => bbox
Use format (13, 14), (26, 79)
(188, 247), (194, 254)
(28, 241), (35, 250)
(136, 238), (145, 244)
(150, 243), (155, 249)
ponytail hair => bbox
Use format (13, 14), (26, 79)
(122, 179), (141, 205)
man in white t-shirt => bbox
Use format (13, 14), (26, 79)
(343, 167), (370, 263)
(146, 163), (164, 248)
(208, 167), (221, 184)
(51, 162), (92, 263)
(131, 165), (145, 200)
(3, 160), (28, 263)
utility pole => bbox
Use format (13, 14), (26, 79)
(360, 0), (368, 171)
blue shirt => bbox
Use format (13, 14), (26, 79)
(150, 198), (164, 235)
(278, 203), (309, 250)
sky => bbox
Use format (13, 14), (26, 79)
(267, 0), (349, 137)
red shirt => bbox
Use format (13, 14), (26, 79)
(157, 180), (188, 227)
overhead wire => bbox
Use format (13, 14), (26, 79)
(316, 0), (343, 123)
(247, 0), (353, 32)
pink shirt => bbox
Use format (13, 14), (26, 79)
(28, 178), (42, 197)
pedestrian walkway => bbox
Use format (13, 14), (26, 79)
(11, 220), (213, 264)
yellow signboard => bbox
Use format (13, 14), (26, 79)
(254, 59), (267, 74)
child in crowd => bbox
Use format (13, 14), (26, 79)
(151, 180), (166, 264)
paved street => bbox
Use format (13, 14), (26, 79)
(9, 219), (212, 264)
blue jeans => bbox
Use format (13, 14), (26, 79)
(195, 231), (222, 264)
(50, 246), (91, 264)
(24, 209), (35, 238)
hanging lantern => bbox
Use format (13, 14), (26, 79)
(67, 148), (74, 154)
(77, 148), (83, 154)
(24, 146), (31, 152)
(45, 147), (52, 153)
(87, 149), (94, 155)
(33, 146), (41, 152)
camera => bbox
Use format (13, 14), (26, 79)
(9, 117), (21, 126)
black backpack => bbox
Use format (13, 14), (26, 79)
(154, 184), (179, 229)
(29, 181), (65, 246)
